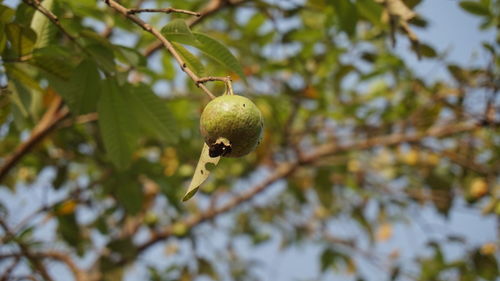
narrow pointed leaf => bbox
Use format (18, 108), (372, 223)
(98, 79), (138, 170)
(62, 59), (101, 115)
(192, 32), (245, 81)
(30, 0), (55, 49)
(172, 42), (205, 76)
(182, 143), (220, 201)
(0, 4), (15, 23)
(129, 84), (178, 143)
(459, 1), (491, 16)
(161, 19), (199, 46)
(5, 23), (37, 56)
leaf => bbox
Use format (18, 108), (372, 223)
(413, 43), (437, 58)
(57, 213), (84, 255)
(320, 248), (340, 272)
(473, 250), (499, 280)
(62, 59), (101, 115)
(172, 42), (205, 76)
(193, 32), (246, 81)
(113, 175), (144, 215)
(128, 84), (178, 143)
(5, 22), (37, 56)
(98, 79), (139, 170)
(182, 143), (220, 201)
(115, 45), (146, 67)
(0, 23), (6, 53)
(198, 258), (218, 279)
(376, 223), (393, 241)
(86, 44), (116, 73)
(107, 238), (137, 260)
(30, 0), (54, 49)
(459, 1), (491, 16)
(335, 0), (358, 36)
(160, 19), (199, 46)
(356, 0), (383, 26)
(0, 4), (15, 23)
(31, 46), (73, 80)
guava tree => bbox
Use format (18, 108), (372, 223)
(0, 0), (499, 280)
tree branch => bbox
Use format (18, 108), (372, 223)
(0, 250), (88, 281)
(103, 0), (216, 99)
(22, 0), (85, 51)
(127, 8), (201, 17)
(0, 220), (54, 281)
(0, 97), (69, 183)
(137, 121), (486, 254)
(143, 0), (249, 57)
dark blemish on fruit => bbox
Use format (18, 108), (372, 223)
(243, 104), (246, 107)
(201, 170), (204, 174)
(209, 142), (232, 157)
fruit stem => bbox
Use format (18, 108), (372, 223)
(225, 76), (234, 96)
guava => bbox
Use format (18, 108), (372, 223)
(200, 95), (263, 158)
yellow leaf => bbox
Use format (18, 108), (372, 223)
(161, 147), (179, 176)
(56, 199), (77, 215)
(376, 223), (393, 242)
(347, 159), (361, 173)
(480, 243), (497, 255)
(401, 149), (419, 166)
(470, 178), (488, 198)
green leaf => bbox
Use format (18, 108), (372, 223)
(414, 43), (437, 58)
(128, 84), (178, 143)
(30, 0), (54, 49)
(98, 79), (139, 170)
(473, 250), (499, 280)
(112, 175), (144, 215)
(57, 213), (84, 255)
(86, 44), (116, 73)
(0, 4), (15, 23)
(160, 19), (199, 46)
(114, 45), (146, 67)
(320, 248), (338, 272)
(172, 42), (205, 76)
(335, 0), (358, 36)
(193, 32), (245, 80)
(356, 0), (382, 26)
(459, 1), (491, 16)
(107, 237), (137, 260)
(198, 258), (218, 279)
(182, 143), (221, 201)
(31, 46), (73, 80)
(62, 59), (101, 115)
(5, 63), (42, 93)
(5, 22), (37, 56)
(0, 23), (6, 53)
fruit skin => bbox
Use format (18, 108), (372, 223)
(200, 95), (263, 158)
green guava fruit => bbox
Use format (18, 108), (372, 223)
(200, 95), (263, 158)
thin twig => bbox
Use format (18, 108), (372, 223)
(0, 251), (88, 281)
(127, 8), (201, 17)
(0, 219), (54, 281)
(196, 76), (231, 84)
(22, 0), (85, 51)
(103, 0), (216, 99)
(0, 97), (69, 182)
(143, 0), (249, 57)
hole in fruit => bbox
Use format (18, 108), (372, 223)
(209, 140), (232, 157)
(200, 170), (204, 175)
(243, 104), (246, 107)
(205, 162), (216, 171)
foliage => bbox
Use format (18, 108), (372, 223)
(0, 0), (499, 280)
